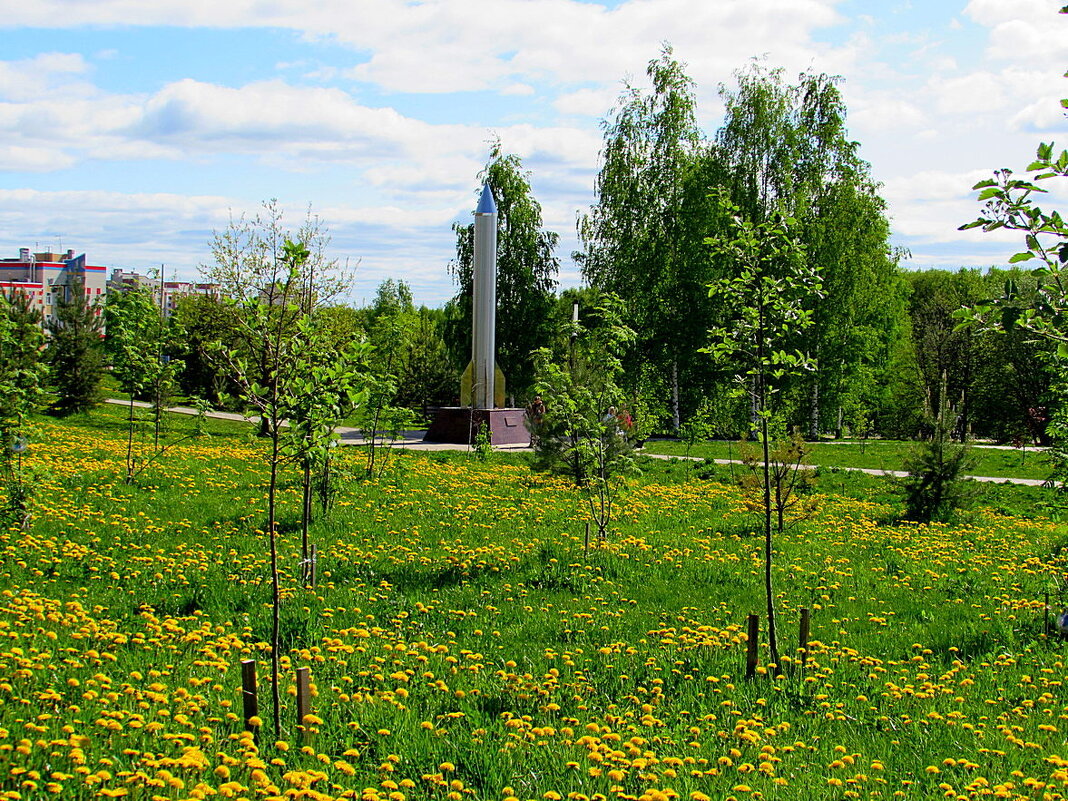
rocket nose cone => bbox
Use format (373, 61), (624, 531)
(476, 183), (497, 215)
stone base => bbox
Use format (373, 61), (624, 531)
(424, 407), (530, 446)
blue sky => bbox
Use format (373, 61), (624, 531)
(0, 0), (1064, 306)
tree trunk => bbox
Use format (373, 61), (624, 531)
(125, 395), (136, 484)
(301, 459), (312, 585)
(671, 360), (680, 433)
(761, 411), (780, 673)
(808, 375), (820, 441)
(268, 425), (282, 738)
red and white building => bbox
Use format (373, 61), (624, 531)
(0, 249), (221, 327)
(0, 247), (107, 325)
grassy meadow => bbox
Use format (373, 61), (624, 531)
(1, 406), (1068, 801)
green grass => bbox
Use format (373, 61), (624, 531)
(1, 408), (1067, 800)
(642, 437), (1054, 480)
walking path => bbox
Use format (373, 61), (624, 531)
(105, 399), (1050, 486)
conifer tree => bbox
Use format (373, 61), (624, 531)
(46, 278), (104, 415)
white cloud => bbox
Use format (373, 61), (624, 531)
(554, 87), (619, 117)
(501, 83), (536, 96)
(849, 95), (927, 132)
(0, 145), (76, 172)
(883, 167), (1068, 257)
(0, 52), (92, 102)
(965, 0), (1066, 65)
(932, 72), (1006, 115)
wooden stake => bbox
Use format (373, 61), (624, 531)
(584, 522), (590, 559)
(241, 659), (259, 738)
(745, 614), (759, 680)
(798, 607), (811, 669)
(296, 667), (312, 744)
(310, 545), (318, 587)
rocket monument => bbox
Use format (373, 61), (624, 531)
(424, 182), (529, 445)
(461, 183), (505, 409)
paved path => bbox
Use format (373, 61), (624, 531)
(681, 457), (1047, 487)
(104, 399), (531, 451)
(105, 398), (1050, 485)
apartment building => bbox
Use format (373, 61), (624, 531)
(107, 269), (219, 317)
(0, 248), (107, 325)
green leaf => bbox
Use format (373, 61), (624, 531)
(1008, 252), (1036, 263)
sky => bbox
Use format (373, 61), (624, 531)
(0, 0), (1065, 308)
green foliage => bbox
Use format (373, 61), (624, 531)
(356, 281), (426, 477)
(580, 53), (901, 434)
(104, 284), (187, 483)
(104, 285), (182, 398)
(716, 63), (904, 438)
(679, 400), (715, 457)
(171, 293), (243, 409)
(472, 421), (492, 462)
(282, 312), (373, 582)
(448, 143), (559, 398)
(899, 376), (977, 523)
(577, 45), (708, 429)
(703, 189), (823, 672)
(738, 428), (818, 535)
(0, 290), (47, 527)
(531, 293), (639, 540)
(46, 278), (105, 415)
(703, 191), (822, 393)
(958, 142), (1068, 348)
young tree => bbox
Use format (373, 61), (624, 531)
(703, 190), (823, 673)
(46, 277), (105, 415)
(531, 293), (638, 541)
(359, 279), (417, 477)
(282, 312), (372, 585)
(448, 143), (559, 399)
(738, 429), (818, 536)
(202, 202), (357, 737)
(0, 290), (47, 527)
(204, 200), (350, 434)
(103, 285), (185, 483)
(900, 373), (977, 523)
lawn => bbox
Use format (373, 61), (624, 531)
(641, 438), (1054, 482)
(1, 406), (1067, 801)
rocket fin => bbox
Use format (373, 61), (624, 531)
(494, 362), (506, 408)
(460, 361), (474, 407)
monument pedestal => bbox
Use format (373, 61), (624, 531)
(424, 407), (530, 446)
